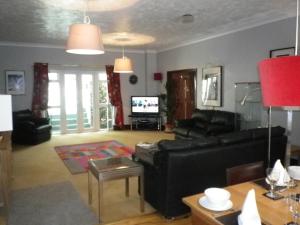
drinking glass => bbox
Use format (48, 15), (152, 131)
(288, 194), (300, 225)
(266, 167), (279, 198)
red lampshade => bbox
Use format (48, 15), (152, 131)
(258, 56), (300, 107)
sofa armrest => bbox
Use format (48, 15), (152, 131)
(175, 119), (194, 128)
(33, 118), (50, 126)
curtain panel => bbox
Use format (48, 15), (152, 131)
(105, 65), (124, 128)
(32, 63), (49, 118)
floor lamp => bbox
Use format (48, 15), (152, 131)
(258, 0), (300, 167)
(259, 57), (300, 166)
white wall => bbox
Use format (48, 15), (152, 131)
(0, 46), (158, 124)
(157, 17), (300, 145)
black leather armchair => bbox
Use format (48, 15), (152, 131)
(173, 109), (240, 139)
(12, 109), (52, 145)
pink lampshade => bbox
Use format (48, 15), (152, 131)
(114, 57), (133, 73)
(258, 56), (300, 107)
(66, 23), (104, 55)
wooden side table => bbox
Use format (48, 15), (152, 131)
(0, 132), (12, 224)
(88, 157), (144, 223)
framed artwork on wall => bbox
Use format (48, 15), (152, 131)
(269, 47), (295, 58)
(202, 66), (223, 107)
(5, 70), (25, 95)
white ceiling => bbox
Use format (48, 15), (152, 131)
(0, 0), (296, 51)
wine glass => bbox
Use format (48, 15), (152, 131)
(266, 167), (279, 198)
(288, 194), (300, 225)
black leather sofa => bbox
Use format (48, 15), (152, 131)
(173, 109), (239, 139)
(133, 126), (287, 218)
(12, 109), (52, 145)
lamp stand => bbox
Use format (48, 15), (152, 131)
(285, 110), (293, 166)
(267, 106), (272, 167)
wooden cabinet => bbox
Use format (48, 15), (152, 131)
(0, 132), (12, 223)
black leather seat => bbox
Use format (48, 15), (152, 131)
(134, 126), (286, 218)
(173, 109), (240, 139)
(12, 109), (52, 145)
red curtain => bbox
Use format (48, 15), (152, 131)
(105, 65), (124, 128)
(32, 63), (49, 118)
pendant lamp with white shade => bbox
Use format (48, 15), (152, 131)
(66, 0), (104, 55)
(114, 47), (133, 73)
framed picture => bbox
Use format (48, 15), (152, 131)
(5, 70), (25, 95)
(202, 66), (222, 107)
(270, 47), (295, 58)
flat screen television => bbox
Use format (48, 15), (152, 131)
(131, 96), (160, 115)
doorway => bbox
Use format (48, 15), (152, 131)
(48, 70), (114, 134)
(167, 69), (197, 124)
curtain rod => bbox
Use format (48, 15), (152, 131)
(48, 63), (105, 69)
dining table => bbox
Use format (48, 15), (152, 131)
(182, 179), (298, 225)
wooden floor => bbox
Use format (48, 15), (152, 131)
(107, 213), (191, 225)
(3, 130), (192, 225)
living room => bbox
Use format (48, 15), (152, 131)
(1, 1), (300, 225)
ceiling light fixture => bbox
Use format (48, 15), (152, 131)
(66, 0), (104, 55)
(114, 47), (133, 73)
(181, 14), (194, 23)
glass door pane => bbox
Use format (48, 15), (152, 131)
(81, 74), (94, 129)
(48, 73), (61, 133)
(64, 74), (78, 131)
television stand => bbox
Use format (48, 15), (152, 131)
(129, 114), (162, 131)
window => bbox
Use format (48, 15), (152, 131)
(47, 70), (114, 133)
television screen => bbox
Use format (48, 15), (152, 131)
(131, 96), (159, 114)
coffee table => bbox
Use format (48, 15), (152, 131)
(88, 157), (144, 223)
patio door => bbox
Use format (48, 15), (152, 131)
(48, 70), (114, 133)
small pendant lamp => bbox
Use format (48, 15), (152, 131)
(114, 47), (133, 73)
(66, 0), (104, 55)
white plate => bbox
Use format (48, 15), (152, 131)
(198, 196), (233, 211)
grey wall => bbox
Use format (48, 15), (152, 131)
(0, 46), (158, 124)
(157, 17), (300, 145)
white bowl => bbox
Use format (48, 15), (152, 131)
(204, 188), (231, 207)
(288, 166), (300, 180)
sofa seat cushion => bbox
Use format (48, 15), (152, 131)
(173, 127), (190, 137)
(189, 128), (206, 138)
(218, 130), (252, 145)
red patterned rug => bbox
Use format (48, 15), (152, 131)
(54, 140), (134, 174)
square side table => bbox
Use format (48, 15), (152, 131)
(88, 157), (144, 223)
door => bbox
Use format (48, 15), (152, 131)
(48, 70), (114, 133)
(167, 69), (196, 124)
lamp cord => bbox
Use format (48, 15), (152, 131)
(296, 0), (299, 55)
(83, 0), (91, 24)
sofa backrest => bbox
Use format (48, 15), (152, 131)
(191, 109), (238, 131)
(191, 109), (213, 123)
